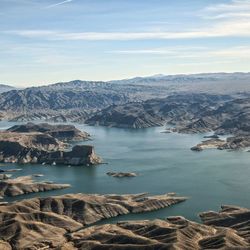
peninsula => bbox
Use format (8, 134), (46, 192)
(0, 123), (101, 166)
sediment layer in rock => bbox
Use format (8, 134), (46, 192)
(191, 135), (250, 151)
(0, 175), (70, 197)
(191, 138), (226, 151)
(0, 132), (101, 165)
(70, 212), (249, 249)
(7, 122), (90, 141)
(0, 193), (249, 249)
(0, 192), (186, 249)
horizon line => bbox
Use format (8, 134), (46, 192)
(2, 71), (250, 89)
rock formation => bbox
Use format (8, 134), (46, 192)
(0, 123), (101, 165)
(84, 92), (250, 150)
(107, 172), (138, 177)
(0, 137), (101, 165)
(0, 192), (186, 249)
(0, 175), (70, 197)
(0, 131), (65, 151)
(39, 144), (102, 166)
(191, 139), (226, 151)
(7, 122), (90, 141)
(191, 136), (250, 151)
(86, 93), (232, 129)
(221, 135), (250, 150)
(86, 102), (165, 129)
(70, 209), (249, 249)
(1, 195), (250, 249)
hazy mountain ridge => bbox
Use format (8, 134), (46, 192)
(86, 93), (234, 129)
(0, 79), (172, 120)
(0, 84), (16, 93)
(110, 72), (250, 85)
(86, 102), (165, 128)
(1, 73), (250, 123)
(86, 92), (250, 133)
(0, 88), (128, 111)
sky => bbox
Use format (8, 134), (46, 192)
(1, 0), (250, 87)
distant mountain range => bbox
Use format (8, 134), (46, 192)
(1, 72), (250, 124)
(109, 72), (250, 86)
(0, 79), (169, 122)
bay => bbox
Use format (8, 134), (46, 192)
(1, 121), (250, 223)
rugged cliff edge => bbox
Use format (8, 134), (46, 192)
(70, 205), (250, 249)
(0, 195), (249, 249)
(0, 192), (186, 249)
(0, 175), (70, 197)
(7, 122), (90, 141)
(0, 134), (101, 165)
(191, 136), (250, 151)
(0, 123), (101, 165)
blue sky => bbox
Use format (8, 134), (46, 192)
(1, 0), (250, 86)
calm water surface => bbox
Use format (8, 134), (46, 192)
(1, 121), (250, 222)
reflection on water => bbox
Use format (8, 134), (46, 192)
(1, 121), (250, 222)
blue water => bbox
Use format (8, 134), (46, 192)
(1, 121), (250, 222)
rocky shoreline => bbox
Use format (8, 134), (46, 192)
(191, 135), (250, 151)
(7, 122), (90, 141)
(2, 92), (250, 150)
(0, 123), (101, 166)
(0, 88), (250, 249)
(0, 192), (187, 249)
(0, 192), (249, 249)
(191, 138), (226, 151)
(0, 175), (70, 197)
(70, 205), (250, 249)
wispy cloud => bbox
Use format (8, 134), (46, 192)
(210, 46), (250, 59)
(203, 0), (250, 13)
(201, 0), (250, 19)
(4, 0), (250, 41)
(5, 18), (250, 41)
(205, 13), (250, 20)
(45, 0), (73, 9)
(110, 46), (207, 56)
(110, 46), (250, 60)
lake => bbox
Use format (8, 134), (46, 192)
(1, 121), (250, 223)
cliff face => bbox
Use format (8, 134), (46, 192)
(0, 139), (101, 165)
(40, 145), (101, 166)
(0, 123), (101, 166)
(7, 122), (90, 141)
